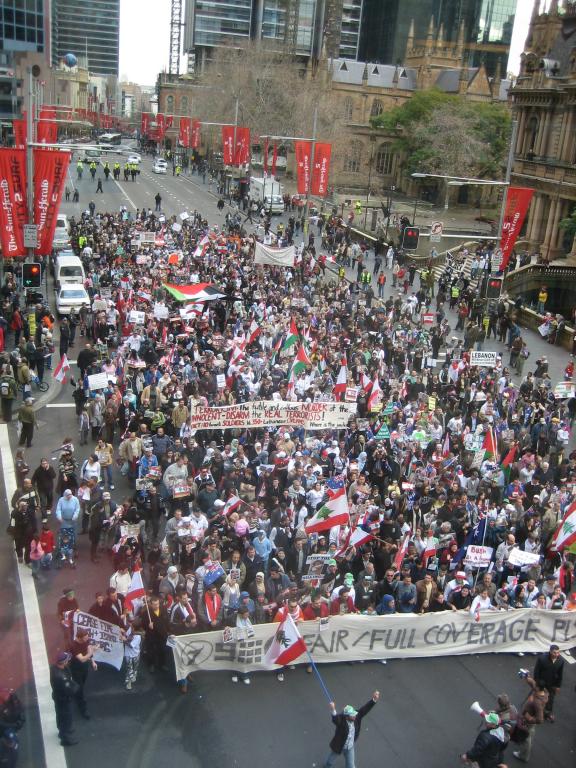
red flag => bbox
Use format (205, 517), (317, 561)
(263, 137), (269, 175)
(333, 356), (348, 400)
(222, 126), (235, 165)
(191, 119), (201, 149)
(13, 115), (27, 147)
(499, 187), (535, 270)
(263, 613), (307, 668)
(393, 531), (412, 570)
(141, 112), (151, 136)
(0, 148), (28, 257)
(442, 431), (451, 458)
(234, 127), (250, 165)
(165, 115), (174, 130)
(179, 117), (191, 148)
(311, 143), (331, 197)
(33, 148), (71, 256)
(501, 444), (517, 468)
(271, 141), (278, 177)
(156, 113), (166, 140)
(482, 427), (496, 458)
(124, 568), (146, 612)
(295, 141), (312, 195)
(37, 107), (57, 144)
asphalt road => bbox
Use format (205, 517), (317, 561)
(2, 153), (575, 768)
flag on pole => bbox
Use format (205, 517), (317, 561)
(500, 443), (517, 483)
(291, 344), (312, 376)
(247, 319), (261, 345)
(367, 376), (382, 412)
(124, 568), (146, 613)
(222, 495), (242, 517)
(305, 488), (350, 534)
(270, 335), (283, 365)
(442, 432), (451, 458)
(335, 525), (374, 557)
(360, 372), (372, 394)
(53, 354), (71, 384)
(333, 357), (348, 400)
(452, 517), (487, 563)
(263, 613), (307, 668)
(421, 537), (437, 568)
(282, 318), (299, 351)
(393, 531), (412, 570)
(550, 502), (576, 552)
(482, 427), (497, 459)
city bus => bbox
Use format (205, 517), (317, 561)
(98, 133), (122, 146)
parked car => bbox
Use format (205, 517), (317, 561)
(56, 285), (90, 317)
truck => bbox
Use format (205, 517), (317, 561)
(249, 176), (284, 214)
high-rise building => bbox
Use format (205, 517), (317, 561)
(359, 0), (517, 76)
(51, 0), (120, 76)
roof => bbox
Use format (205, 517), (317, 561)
(329, 59), (417, 90)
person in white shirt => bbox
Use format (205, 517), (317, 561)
(470, 587), (495, 616)
(81, 455), (101, 484)
(110, 564), (131, 598)
(189, 507), (209, 540)
(123, 619), (142, 690)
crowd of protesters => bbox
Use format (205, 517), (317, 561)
(1, 203), (575, 752)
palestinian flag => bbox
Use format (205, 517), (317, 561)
(550, 502), (576, 552)
(282, 318), (299, 351)
(316, 357), (327, 377)
(291, 344), (312, 376)
(305, 488), (350, 534)
(501, 444), (517, 483)
(270, 335), (283, 365)
(482, 426), (497, 459)
(163, 283), (225, 302)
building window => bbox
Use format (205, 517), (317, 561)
(180, 96), (188, 114)
(375, 143), (393, 175)
(166, 95), (174, 113)
(370, 99), (383, 118)
(343, 97), (353, 121)
(344, 140), (362, 173)
(527, 115), (538, 155)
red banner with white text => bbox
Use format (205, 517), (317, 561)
(33, 149), (71, 256)
(191, 119), (201, 150)
(165, 115), (174, 130)
(13, 115), (27, 148)
(311, 142), (332, 197)
(499, 187), (535, 270)
(295, 141), (312, 195)
(179, 117), (191, 148)
(141, 112), (151, 136)
(37, 107), (57, 144)
(222, 126), (235, 165)
(234, 127), (250, 166)
(0, 148), (28, 258)
(156, 113), (166, 141)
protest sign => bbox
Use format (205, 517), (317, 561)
(554, 382), (575, 399)
(120, 524), (141, 539)
(73, 611), (124, 670)
(464, 545), (493, 568)
(345, 387), (359, 402)
(216, 374), (226, 389)
(128, 310), (146, 325)
(172, 609), (576, 676)
(470, 351), (497, 368)
(87, 372), (110, 391)
(254, 242), (295, 267)
(189, 401), (356, 430)
(508, 548), (541, 567)
(153, 303), (169, 319)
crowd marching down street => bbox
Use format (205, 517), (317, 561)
(1, 200), (575, 763)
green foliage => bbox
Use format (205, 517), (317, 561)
(371, 89), (512, 178)
(559, 209), (576, 239)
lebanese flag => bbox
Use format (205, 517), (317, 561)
(442, 432), (451, 458)
(336, 525), (374, 556)
(223, 495), (242, 517)
(193, 235), (210, 259)
(368, 376), (382, 412)
(421, 537), (437, 567)
(229, 342), (246, 368)
(124, 568), (146, 612)
(53, 354), (71, 383)
(393, 531), (412, 570)
(333, 357), (348, 400)
(305, 487), (350, 534)
(360, 372), (372, 394)
(248, 319), (261, 345)
(263, 613), (307, 668)
(482, 427), (497, 458)
(550, 502), (576, 552)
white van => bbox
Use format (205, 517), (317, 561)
(81, 147), (102, 164)
(55, 254), (85, 289)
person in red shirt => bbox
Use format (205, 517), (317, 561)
(303, 593), (330, 621)
(69, 628), (97, 719)
(330, 587), (358, 615)
(39, 523), (55, 569)
(57, 588), (79, 643)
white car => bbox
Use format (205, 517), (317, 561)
(56, 285), (90, 316)
(153, 160), (167, 174)
(127, 153), (141, 165)
(52, 229), (71, 251)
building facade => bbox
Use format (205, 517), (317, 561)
(51, 0), (120, 76)
(510, 0), (576, 262)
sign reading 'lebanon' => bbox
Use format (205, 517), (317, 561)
(470, 350), (498, 368)
(189, 400), (357, 430)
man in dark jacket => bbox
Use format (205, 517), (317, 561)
(534, 644), (564, 721)
(50, 651), (78, 746)
(324, 690), (379, 767)
(461, 711), (508, 768)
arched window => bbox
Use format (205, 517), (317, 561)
(180, 96), (188, 114)
(375, 143), (393, 175)
(344, 140), (362, 173)
(166, 94), (174, 113)
(343, 97), (353, 121)
(370, 99), (383, 118)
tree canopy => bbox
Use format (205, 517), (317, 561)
(371, 89), (512, 179)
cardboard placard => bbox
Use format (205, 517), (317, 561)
(470, 351), (497, 368)
(128, 310), (146, 325)
(87, 372), (110, 391)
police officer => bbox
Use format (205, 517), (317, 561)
(89, 162), (96, 180)
(76, 161), (83, 179)
(50, 651), (79, 746)
(113, 162), (120, 180)
(103, 162), (110, 181)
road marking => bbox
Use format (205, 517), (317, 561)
(0, 425), (67, 767)
(45, 403), (76, 409)
(112, 178), (137, 210)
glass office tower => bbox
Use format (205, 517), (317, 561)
(51, 0), (120, 76)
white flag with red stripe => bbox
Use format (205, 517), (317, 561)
(222, 495), (242, 517)
(263, 613), (307, 668)
(336, 525), (374, 556)
(53, 354), (71, 384)
(333, 357), (348, 400)
(247, 319), (261, 345)
(124, 568), (146, 613)
(368, 375), (382, 412)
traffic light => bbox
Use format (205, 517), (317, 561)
(486, 277), (503, 299)
(22, 263), (42, 288)
(402, 226), (420, 250)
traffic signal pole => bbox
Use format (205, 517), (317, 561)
(26, 67), (36, 262)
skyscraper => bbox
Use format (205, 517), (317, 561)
(359, 0), (517, 76)
(51, 0), (120, 76)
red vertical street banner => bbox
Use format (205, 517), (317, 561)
(263, 137), (269, 176)
(499, 187), (535, 270)
(191, 119), (201, 150)
(179, 117), (191, 148)
(37, 107), (57, 144)
(295, 141), (312, 194)
(271, 141), (278, 177)
(234, 127), (250, 166)
(0, 148), (28, 258)
(13, 115), (27, 148)
(222, 126), (235, 165)
(311, 142), (332, 197)
(156, 113), (166, 140)
(33, 148), (71, 256)
(141, 112), (150, 136)
(165, 115), (174, 130)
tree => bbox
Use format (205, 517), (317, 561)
(560, 208), (576, 240)
(371, 90), (511, 179)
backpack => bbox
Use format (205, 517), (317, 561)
(0, 379), (11, 398)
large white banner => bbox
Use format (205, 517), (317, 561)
(189, 400), (357, 430)
(254, 242), (295, 267)
(172, 610), (576, 678)
(73, 611), (124, 671)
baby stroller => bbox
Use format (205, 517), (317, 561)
(54, 527), (78, 569)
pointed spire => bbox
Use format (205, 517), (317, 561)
(530, 0), (540, 24)
(437, 23), (445, 46)
(405, 18), (415, 56)
(456, 19), (465, 54)
(425, 16), (435, 52)
(549, 0), (559, 15)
